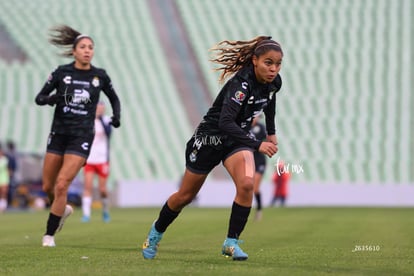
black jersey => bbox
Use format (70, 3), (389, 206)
(35, 62), (121, 137)
(196, 64), (282, 150)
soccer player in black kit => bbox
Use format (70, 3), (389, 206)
(250, 115), (268, 221)
(142, 36), (283, 261)
(35, 25), (121, 247)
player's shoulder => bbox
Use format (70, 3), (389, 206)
(52, 62), (73, 73)
(90, 65), (109, 77)
(236, 64), (255, 84)
(226, 65), (255, 94)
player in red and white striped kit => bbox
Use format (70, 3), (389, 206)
(82, 101), (113, 223)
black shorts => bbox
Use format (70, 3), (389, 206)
(254, 151), (267, 174)
(46, 132), (94, 159)
(185, 135), (252, 174)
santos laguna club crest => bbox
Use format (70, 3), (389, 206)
(92, 77), (100, 87)
(189, 150), (198, 162)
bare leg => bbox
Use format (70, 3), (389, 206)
(167, 169), (207, 211)
(98, 174), (110, 220)
(223, 150), (255, 235)
(51, 154), (86, 216)
(43, 154), (86, 240)
(222, 150), (255, 259)
(83, 171), (94, 198)
(223, 150), (255, 207)
(149, 169), (207, 234)
(0, 186), (8, 212)
(42, 153), (64, 204)
(98, 175), (108, 198)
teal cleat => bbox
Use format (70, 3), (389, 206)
(142, 222), (163, 259)
(222, 238), (248, 261)
(81, 215), (90, 223)
(102, 211), (111, 223)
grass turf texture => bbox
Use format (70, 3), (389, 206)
(0, 207), (413, 275)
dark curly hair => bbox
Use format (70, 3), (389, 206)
(210, 36), (283, 82)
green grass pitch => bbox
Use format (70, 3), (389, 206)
(0, 207), (413, 275)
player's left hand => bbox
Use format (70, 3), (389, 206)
(267, 134), (278, 146)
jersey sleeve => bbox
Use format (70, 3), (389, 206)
(218, 78), (262, 149)
(264, 74), (282, 135)
(101, 72), (121, 120)
(34, 68), (60, 105)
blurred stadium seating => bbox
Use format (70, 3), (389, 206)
(0, 0), (412, 186)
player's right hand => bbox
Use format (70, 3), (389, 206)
(47, 94), (59, 106)
(258, 141), (278, 158)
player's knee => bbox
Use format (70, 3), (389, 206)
(54, 178), (71, 197)
(181, 194), (195, 206)
(238, 176), (254, 194)
(42, 183), (53, 194)
(173, 192), (196, 208)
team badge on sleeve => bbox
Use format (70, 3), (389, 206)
(231, 91), (246, 105)
(46, 68), (58, 84)
(46, 73), (56, 85)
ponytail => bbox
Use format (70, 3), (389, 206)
(49, 25), (93, 57)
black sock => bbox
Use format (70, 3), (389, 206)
(154, 202), (180, 233)
(227, 202), (251, 239)
(45, 213), (61, 236)
(255, 192), (262, 211)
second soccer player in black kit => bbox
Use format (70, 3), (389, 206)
(35, 25), (121, 247)
(250, 116), (268, 221)
(142, 36), (283, 261)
